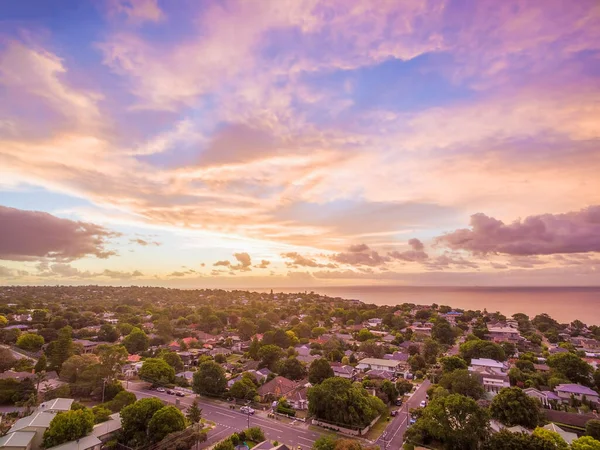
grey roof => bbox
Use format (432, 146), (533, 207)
(10, 411), (57, 432)
(92, 414), (122, 438)
(0, 431), (36, 448)
(46, 435), (102, 450)
(555, 384), (599, 396)
(37, 398), (74, 412)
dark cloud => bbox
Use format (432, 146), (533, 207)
(436, 206), (600, 256)
(331, 244), (390, 267)
(408, 238), (424, 251)
(388, 238), (429, 262)
(213, 260), (231, 267)
(0, 206), (118, 261)
(508, 256), (547, 268)
(254, 260), (271, 269)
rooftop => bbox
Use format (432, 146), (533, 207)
(555, 384), (599, 396)
(38, 398), (74, 412)
(46, 435), (102, 450)
(0, 431), (36, 448)
(358, 358), (402, 368)
(469, 358), (505, 369)
(10, 411), (57, 432)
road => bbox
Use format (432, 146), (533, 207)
(126, 382), (327, 449)
(375, 379), (431, 450)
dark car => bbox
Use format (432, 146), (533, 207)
(166, 389), (175, 395)
(175, 391), (185, 397)
(395, 398), (403, 406)
(390, 410), (398, 417)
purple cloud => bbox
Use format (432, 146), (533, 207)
(332, 244), (390, 267)
(0, 206), (118, 261)
(436, 206), (600, 255)
(389, 238), (429, 262)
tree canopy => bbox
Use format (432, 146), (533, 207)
(42, 408), (94, 448)
(122, 327), (149, 354)
(147, 405), (187, 443)
(460, 339), (506, 362)
(193, 360), (227, 396)
(121, 398), (165, 446)
(439, 369), (485, 400)
(139, 358), (176, 385)
(16, 332), (44, 351)
(308, 358), (335, 384)
(490, 387), (542, 428)
(547, 352), (593, 385)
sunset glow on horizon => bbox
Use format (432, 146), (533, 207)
(1, 0), (599, 287)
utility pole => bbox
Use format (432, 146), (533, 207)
(102, 378), (107, 403)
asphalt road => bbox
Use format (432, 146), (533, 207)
(126, 382), (327, 449)
(375, 379), (431, 450)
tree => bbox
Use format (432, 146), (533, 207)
(96, 344), (128, 379)
(439, 356), (468, 373)
(187, 399), (202, 425)
(121, 398), (165, 446)
(34, 354), (47, 373)
(193, 361), (227, 396)
(93, 405), (112, 423)
(308, 358), (334, 384)
(532, 427), (568, 450)
(313, 435), (337, 450)
(277, 357), (306, 380)
(432, 319), (455, 345)
(147, 405), (187, 443)
(439, 369), (484, 400)
(423, 339), (442, 364)
(248, 338), (261, 360)
(139, 358), (176, 385)
(258, 344), (284, 371)
(547, 352), (593, 385)
(98, 324), (119, 342)
(587, 420), (600, 441)
(237, 318), (257, 341)
(490, 387), (542, 428)
(572, 436), (600, 450)
(380, 380), (398, 404)
(42, 408), (94, 448)
(418, 393), (490, 449)
(357, 329), (374, 342)
(122, 327), (149, 354)
(16, 332), (44, 351)
(483, 429), (546, 450)
(460, 339), (506, 362)
(396, 379), (413, 396)
(257, 318), (272, 333)
(0, 347), (16, 372)
(0, 315), (7, 328)
(107, 390), (137, 412)
(161, 351), (184, 372)
(59, 354), (100, 384)
(230, 377), (258, 400)
(49, 326), (74, 371)
(308, 377), (386, 428)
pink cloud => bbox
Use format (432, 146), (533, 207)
(436, 206), (600, 256)
(331, 244), (389, 267)
(0, 206), (118, 261)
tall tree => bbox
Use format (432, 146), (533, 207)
(277, 357), (307, 380)
(547, 352), (593, 385)
(308, 358), (335, 384)
(122, 327), (149, 354)
(98, 324), (119, 342)
(161, 351), (184, 372)
(258, 344), (284, 371)
(193, 361), (227, 396)
(460, 339), (506, 362)
(490, 387), (542, 428)
(432, 319), (455, 345)
(121, 398), (165, 446)
(96, 344), (128, 379)
(186, 399), (202, 425)
(439, 369), (485, 400)
(147, 405), (187, 443)
(49, 326), (74, 372)
(16, 333), (44, 351)
(139, 358), (176, 385)
(42, 408), (94, 448)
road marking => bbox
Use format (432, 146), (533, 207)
(213, 411), (236, 418)
(298, 436), (315, 444)
(209, 428), (230, 440)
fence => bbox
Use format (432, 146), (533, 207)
(312, 415), (380, 436)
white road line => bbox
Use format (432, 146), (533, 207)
(298, 436), (315, 444)
(213, 411), (237, 418)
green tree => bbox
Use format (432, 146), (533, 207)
(121, 398), (165, 446)
(34, 354), (47, 373)
(42, 408), (94, 448)
(161, 351), (184, 372)
(532, 427), (568, 450)
(92, 405), (112, 423)
(432, 319), (455, 345)
(483, 429), (545, 450)
(258, 344), (284, 371)
(49, 326), (74, 372)
(418, 393), (490, 449)
(147, 405), (187, 443)
(186, 399), (202, 425)
(277, 357), (306, 380)
(547, 352), (593, 385)
(396, 379), (413, 396)
(313, 435), (336, 450)
(248, 338), (261, 360)
(237, 318), (257, 341)
(423, 339), (441, 364)
(16, 332), (44, 351)
(230, 377), (258, 400)
(122, 327), (149, 354)
(439, 369), (484, 400)
(98, 324), (119, 342)
(0, 315), (7, 327)
(193, 361), (227, 396)
(59, 354), (100, 384)
(572, 436), (600, 450)
(308, 358), (335, 384)
(357, 328), (374, 342)
(0, 347), (16, 372)
(460, 339), (506, 362)
(440, 356), (468, 373)
(139, 358), (176, 385)
(107, 390), (137, 412)
(490, 387), (542, 428)
(96, 344), (129, 379)
(381, 380), (398, 404)
(308, 377), (386, 428)
(587, 420), (600, 441)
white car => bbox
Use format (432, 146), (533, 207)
(156, 387), (166, 393)
(419, 400), (427, 408)
(240, 406), (255, 415)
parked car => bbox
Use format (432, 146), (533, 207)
(175, 391), (185, 397)
(419, 400), (426, 408)
(390, 410), (398, 417)
(156, 387), (165, 393)
(240, 406), (255, 415)
(409, 417), (417, 425)
(166, 389), (175, 395)
(395, 398), (403, 406)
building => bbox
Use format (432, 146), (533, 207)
(0, 431), (37, 450)
(486, 326), (522, 343)
(554, 384), (600, 404)
(542, 424), (577, 445)
(46, 436), (102, 450)
(257, 376), (297, 401)
(286, 383), (310, 410)
(73, 340), (105, 354)
(331, 364), (355, 379)
(356, 358), (404, 374)
(523, 388), (561, 408)
(468, 358), (510, 394)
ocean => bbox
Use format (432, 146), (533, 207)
(257, 286), (600, 325)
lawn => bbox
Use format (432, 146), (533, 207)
(364, 413), (390, 441)
(227, 354), (242, 363)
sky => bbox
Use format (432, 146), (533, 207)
(0, 0), (599, 288)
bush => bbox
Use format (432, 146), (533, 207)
(246, 427), (265, 442)
(92, 406), (112, 423)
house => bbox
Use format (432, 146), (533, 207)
(257, 376), (297, 401)
(331, 364), (355, 379)
(7, 411), (57, 450)
(46, 436), (102, 450)
(384, 352), (409, 362)
(295, 345), (311, 357)
(554, 384), (599, 404)
(468, 358), (510, 394)
(91, 413), (122, 442)
(73, 340), (105, 354)
(37, 398), (73, 413)
(542, 424), (577, 445)
(549, 346), (569, 355)
(286, 383), (310, 410)
(176, 371), (195, 382)
(254, 368), (272, 383)
(168, 341), (181, 351)
(232, 341), (250, 353)
(356, 358), (404, 374)
(441, 311), (463, 324)
(524, 388), (561, 408)
(127, 354), (142, 363)
(0, 431), (37, 450)
(366, 318), (383, 328)
(181, 337), (198, 347)
(365, 369), (395, 380)
(210, 347), (231, 357)
(486, 326), (522, 343)
(382, 334), (396, 344)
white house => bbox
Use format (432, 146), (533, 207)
(486, 326), (522, 343)
(554, 384), (599, 404)
(468, 358), (510, 394)
(357, 358), (403, 373)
